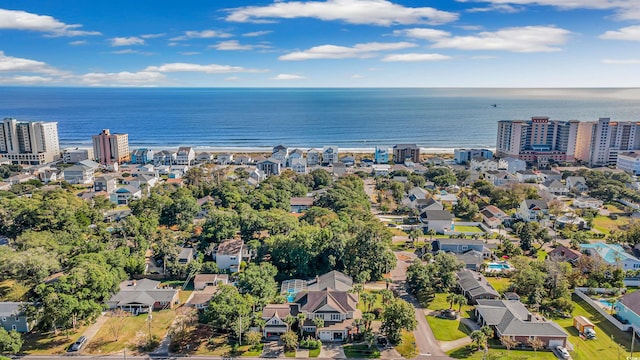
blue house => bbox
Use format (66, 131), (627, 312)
(614, 291), (640, 331)
(0, 302), (32, 333)
(580, 242), (640, 270)
(374, 147), (389, 164)
(131, 148), (154, 164)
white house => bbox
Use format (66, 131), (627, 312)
(371, 164), (390, 176)
(290, 158), (308, 174)
(63, 160), (99, 185)
(307, 150), (320, 166)
(501, 157), (526, 173)
(516, 170), (539, 183)
(517, 199), (548, 222)
(618, 151), (640, 175)
(175, 147), (195, 166)
(470, 158), (499, 172)
(566, 176), (588, 193)
(542, 179), (569, 196)
(322, 146), (339, 165)
(419, 210), (454, 234)
(257, 158), (281, 176)
(111, 185), (142, 205)
(573, 197), (603, 210)
(216, 239), (244, 272)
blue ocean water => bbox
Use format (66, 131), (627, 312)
(1, 87), (639, 150)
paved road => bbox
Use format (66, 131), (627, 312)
(389, 251), (449, 358)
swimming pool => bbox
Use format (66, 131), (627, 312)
(487, 262), (512, 270)
(599, 299), (614, 308)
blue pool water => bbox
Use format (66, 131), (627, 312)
(599, 299), (614, 308)
(487, 263), (511, 270)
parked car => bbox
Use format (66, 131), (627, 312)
(69, 336), (87, 352)
(556, 345), (570, 359)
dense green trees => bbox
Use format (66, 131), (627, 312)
(381, 298), (417, 343)
(0, 328), (23, 354)
(237, 263), (278, 307)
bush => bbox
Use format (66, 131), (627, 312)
(300, 337), (321, 349)
(373, 307), (384, 319)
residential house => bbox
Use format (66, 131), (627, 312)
(322, 146), (339, 165)
(516, 170), (539, 183)
(257, 158), (281, 176)
(573, 197), (603, 210)
(374, 147), (389, 164)
(580, 242), (640, 270)
(235, 154), (252, 165)
(470, 158), (500, 172)
(566, 176), (589, 193)
(360, 159), (374, 167)
(4, 174), (35, 185)
(63, 160), (99, 185)
(216, 153), (234, 165)
(483, 170), (516, 187)
(287, 149), (304, 166)
(290, 197), (315, 213)
(538, 170), (562, 183)
(613, 291), (640, 332)
(177, 247), (195, 264)
(457, 270), (500, 303)
(128, 174), (159, 192)
(0, 302), (32, 333)
(456, 250), (485, 271)
(153, 150), (176, 165)
(307, 270), (353, 292)
(272, 145), (289, 156)
(94, 175), (117, 194)
(63, 148), (92, 164)
(130, 148), (154, 164)
(501, 157), (526, 173)
(401, 187), (430, 210)
(185, 286), (218, 310)
(193, 274), (229, 291)
(518, 199), (549, 222)
(433, 239), (493, 258)
(307, 150), (320, 166)
(247, 168), (266, 186)
(331, 163), (347, 177)
(169, 165), (189, 178)
(290, 158), (308, 174)
(433, 191), (458, 205)
(548, 245), (582, 264)
(262, 304), (297, 339)
(296, 290), (359, 342)
(112, 185), (142, 205)
(216, 239), (244, 272)
(272, 150), (288, 164)
(475, 299), (568, 349)
(107, 279), (179, 314)
(542, 179), (569, 196)
(38, 168), (60, 184)
(175, 147), (195, 165)
(340, 156), (355, 167)
(480, 205), (509, 229)
(196, 152), (214, 163)
(455, 148), (493, 165)
(419, 210), (454, 234)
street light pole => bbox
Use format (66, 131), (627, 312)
(148, 306), (153, 343)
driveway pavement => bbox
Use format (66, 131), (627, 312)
(319, 343), (345, 359)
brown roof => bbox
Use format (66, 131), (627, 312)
(217, 239), (244, 256)
(166, 178), (183, 184)
(290, 197), (315, 206)
(482, 205), (506, 218)
(194, 274), (229, 285)
(296, 290), (358, 313)
(548, 245), (581, 261)
(263, 304), (296, 319)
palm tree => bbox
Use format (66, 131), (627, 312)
(351, 284), (364, 296)
(380, 289), (394, 305)
(284, 315), (296, 332)
(312, 317), (324, 339)
(470, 330), (487, 351)
(352, 318), (364, 335)
(500, 336), (519, 359)
(409, 228), (422, 248)
(297, 313), (307, 337)
(428, 228), (436, 241)
(454, 294), (468, 313)
(447, 293), (456, 309)
(361, 293), (376, 313)
(362, 313), (375, 332)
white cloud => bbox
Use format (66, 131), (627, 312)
(279, 41), (417, 60)
(225, 0), (458, 26)
(242, 30), (272, 37)
(170, 30), (233, 41)
(0, 8), (101, 37)
(393, 28), (451, 41)
(111, 49), (154, 55)
(271, 74), (306, 80)
(140, 33), (166, 39)
(430, 26), (571, 52)
(109, 37), (145, 46)
(69, 40), (87, 46)
(144, 62), (267, 74)
(600, 25), (640, 41)
(456, 0), (640, 20)
(0, 75), (53, 84)
(382, 53), (451, 61)
(210, 40), (255, 51)
(179, 51), (201, 56)
(80, 71), (166, 86)
(466, 4), (522, 13)
(602, 59), (640, 64)
(0, 51), (61, 74)
(457, 25), (483, 31)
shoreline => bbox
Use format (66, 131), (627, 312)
(62, 144), (494, 155)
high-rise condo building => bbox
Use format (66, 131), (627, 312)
(393, 144), (420, 163)
(496, 117), (579, 166)
(574, 118), (640, 167)
(92, 129), (130, 164)
(0, 118), (60, 165)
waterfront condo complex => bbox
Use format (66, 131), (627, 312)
(92, 129), (130, 165)
(0, 117), (60, 165)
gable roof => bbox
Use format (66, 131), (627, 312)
(524, 199), (548, 210)
(296, 290), (358, 314)
(0, 302), (27, 317)
(194, 274), (229, 285)
(217, 239), (243, 256)
(290, 197), (315, 207)
(109, 289), (177, 307)
(420, 210), (454, 221)
(544, 179), (566, 189)
(548, 245), (581, 261)
(307, 270), (353, 292)
(263, 304), (296, 319)
(475, 299), (568, 338)
(457, 270), (499, 298)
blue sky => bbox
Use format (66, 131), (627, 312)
(1, 0), (640, 87)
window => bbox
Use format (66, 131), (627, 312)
(12, 325), (17, 331)
(230, 256), (237, 261)
(331, 313), (341, 321)
(15, 316), (19, 322)
(314, 314), (324, 319)
(1, 317), (5, 322)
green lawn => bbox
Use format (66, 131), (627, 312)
(536, 249), (548, 261)
(448, 345), (557, 359)
(485, 277), (511, 294)
(344, 344), (380, 358)
(241, 344), (264, 357)
(395, 330), (418, 358)
(427, 293), (473, 314)
(552, 294), (640, 360)
(357, 290), (385, 313)
(592, 215), (627, 235)
(21, 325), (90, 354)
(426, 316), (470, 341)
(453, 225), (484, 233)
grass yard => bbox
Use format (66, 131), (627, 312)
(179, 290), (192, 305)
(536, 249), (548, 261)
(357, 290), (385, 313)
(427, 293), (473, 314)
(0, 279), (29, 302)
(485, 277), (511, 294)
(285, 350), (296, 357)
(395, 330), (418, 358)
(21, 325), (90, 354)
(85, 310), (176, 354)
(552, 294), (640, 360)
(344, 344), (381, 358)
(453, 225), (484, 233)
(448, 345), (557, 359)
(240, 344), (264, 357)
(426, 316), (470, 341)
(592, 215), (628, 235)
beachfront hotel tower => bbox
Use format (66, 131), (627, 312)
(0, 118), (60, 165)
(92, 129), (130, 165)
(574, 118), (640, 167)
(496, 117), (579, 166)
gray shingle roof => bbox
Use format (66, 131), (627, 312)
(307, 270), (353, 292)
(475, 299), (568, 338)
(0, 302), (27, 317)
(420, 210), (453, 221)
(457, 270), (499, 299)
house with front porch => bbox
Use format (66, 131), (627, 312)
(106, 279), (179, 314)
(475, 299), (568, 349)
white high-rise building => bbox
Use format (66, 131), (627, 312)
(575, 118), (640, 167)
(0, 118), (60, 165)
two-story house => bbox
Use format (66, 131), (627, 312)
(153, 150), (176, 165)
(174, 147), (195, 165)
(257, 158), (281, 176)
(307, 150), (320, 166)
(322, 146), (339, 165)
(0, 302), (33, 333)
(111, 185), (142, 205)
(517, 199), (548, 222)
(216, 239), (244, 272)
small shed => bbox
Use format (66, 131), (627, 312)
(573, 315), (595, 333)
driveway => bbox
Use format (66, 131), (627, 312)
(261, 341), (283, 358)
(79, 312), (108, 353)
(390, 251), (448, 358)
(319, 343), (345, 359)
